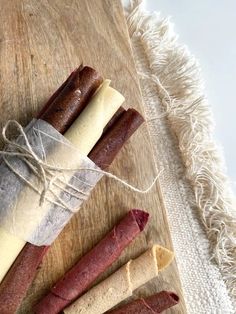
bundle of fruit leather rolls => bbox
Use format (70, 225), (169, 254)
(0, 66), (145, 313)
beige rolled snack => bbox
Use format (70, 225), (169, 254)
(64, 245), (174, 314)
(0, 230), (25, 283)
(66, 80), (125, 153)
(0, 80), (124, 282)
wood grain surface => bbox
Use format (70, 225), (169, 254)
(0, 0), (186, 313)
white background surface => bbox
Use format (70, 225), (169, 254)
(145, 0), (236, 192)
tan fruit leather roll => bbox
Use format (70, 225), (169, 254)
(64, 245), (174, 314)
(65, 79), (124, 153)
(0, 79), (123, 282)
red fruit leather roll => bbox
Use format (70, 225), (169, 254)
(103, 106), (126, 134)
(89, 108), (144, 169)
(39, 65), (103, 133)
(34, 209), (149, 314)
(106, 291), (179, 314)
(36, 65), (83, 118)
(0, 244), (49, 314)
(0, 106), (144, 313)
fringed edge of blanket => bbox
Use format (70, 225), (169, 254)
(126, 0), (236, 303)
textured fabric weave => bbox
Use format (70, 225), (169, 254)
(125, 2), (236, 313)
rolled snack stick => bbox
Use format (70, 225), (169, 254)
(0, 243), (50, 314)
(34, 209), (149, 314)
(63, 245), (174, 314)
(0, 66), (103, 283)
(106, 291), (179, 314)
(39, 65), (103, 133)
(65, 79), (124, 153)
(0, 80), (125, 314)
(36, 65), (83, 118)
(103, 106), (126, 134)
(89, 108), (144, 169)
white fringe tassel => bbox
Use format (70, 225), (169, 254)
(127, 0), (236, 301)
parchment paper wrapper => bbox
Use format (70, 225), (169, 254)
(0, 119), (103, 245)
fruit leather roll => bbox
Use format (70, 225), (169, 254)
(106, 291), (179, 314)
(90, 108), (144, 169)
(34, 209), (149, 314)
(39, 65), (103, 133)
(37, 65), (83, 117)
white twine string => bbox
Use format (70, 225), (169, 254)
(0, 120), (161, 212)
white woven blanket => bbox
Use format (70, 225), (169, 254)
(125, 1), (236, 313)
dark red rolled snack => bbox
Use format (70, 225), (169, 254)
(0, 107), (145, 314)
(34, 209), (149, 314)
(103, 106), (126, 134)
(106, 291), (179, 314)
(89, 108), (144, 169)
(0, 244), (49, 314)
(36, 65), (83, 118)
(39, 65), (103, 133)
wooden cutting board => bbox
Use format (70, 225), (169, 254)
(0, 0), (186, 313)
